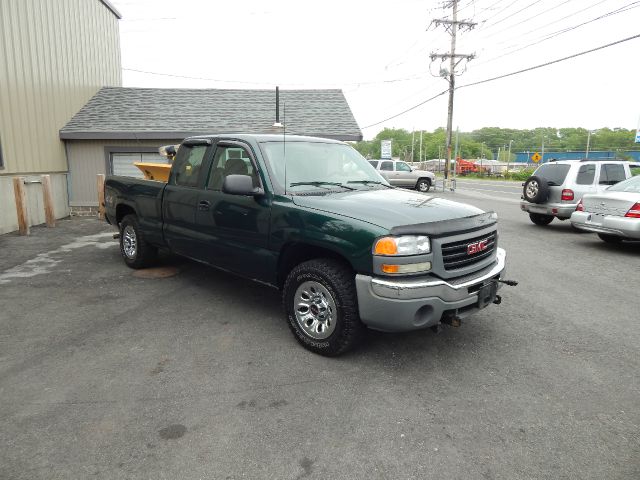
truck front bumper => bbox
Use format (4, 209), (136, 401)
(355, 248), (506, 332)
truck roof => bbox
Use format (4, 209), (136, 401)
(186, 133), (346, 144)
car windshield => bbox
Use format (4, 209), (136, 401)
(260, 141), (388, 192)
(606, 174), (640, 193)
(532, 163), (571, 185)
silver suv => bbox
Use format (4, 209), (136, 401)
(520, 160), (637, 225)
(368, 159), (436, 192)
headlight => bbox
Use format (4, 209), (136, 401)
(373, 235), (431, 256)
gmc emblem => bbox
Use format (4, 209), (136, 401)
(467, 239), (489, 255)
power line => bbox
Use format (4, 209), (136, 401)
(122, 68), (429, 88)
(458, 33), (640, 89)
(481, 0), (545, 31)
(362, 90), (449, 129)
(362, 33), (640, 129)
(472, 1), (640, 68)
(479, 0), (574, 40)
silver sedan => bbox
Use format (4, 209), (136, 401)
(570, 175), (640, 243)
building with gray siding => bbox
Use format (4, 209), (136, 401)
(0, 0), (121, 234)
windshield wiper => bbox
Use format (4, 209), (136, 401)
(289, 181), (355, 191)
(347, 180), (393, 188)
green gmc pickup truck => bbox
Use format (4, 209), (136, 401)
(105, 134), (509, 355)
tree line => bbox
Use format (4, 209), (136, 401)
(354, 127), (640, 161)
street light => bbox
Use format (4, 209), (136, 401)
(586, 130), (595, 159)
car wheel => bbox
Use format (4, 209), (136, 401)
(529, 213), (554, 226)
(283, 258), (365, 356)
(523, 175), (550, 203)
(416, 178), (431, 192)
(597, 233), (623, 244)
(120, 214), (158, 269)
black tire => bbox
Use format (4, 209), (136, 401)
(529, 213), (554, 226)
(283, 258), (365, 356)
(416, 178), (431, 193)
(119, 214), (158, 269)
(523, 175), (550, 203)
(597, 233), (623, 244)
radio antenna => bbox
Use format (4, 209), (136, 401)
(283, 101), (287, 194)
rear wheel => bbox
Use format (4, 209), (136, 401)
(416, 178), (431, 192)
(597, 233), (623, 244)
(529, 213), (554, 226)
(119, 214), (158, 269)
(283, 258), (364, 356)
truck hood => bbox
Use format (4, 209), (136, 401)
(291, 188), (486, 230)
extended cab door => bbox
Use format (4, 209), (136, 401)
(195, 141), (272, 282)
(162, 139), (214, 258)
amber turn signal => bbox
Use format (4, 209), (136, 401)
(374, 237), (398, 255)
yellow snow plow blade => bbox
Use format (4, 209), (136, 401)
(134, 162), (172, 182)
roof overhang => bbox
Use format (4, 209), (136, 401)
(60, 131), (363, 142)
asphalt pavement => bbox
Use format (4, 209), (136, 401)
(0, 191), (638, 480)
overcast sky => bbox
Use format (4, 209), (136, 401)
(111, 0), (640, 140)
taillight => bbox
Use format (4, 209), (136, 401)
(576, 199), (584, 211)
(625, 202), (640, 218)
(561, 189), (574, 201)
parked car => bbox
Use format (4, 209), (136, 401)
(570, 174), (640, 242)
(104, 134), (510, 356)
(368, 159), (436, 192)
(519, 160), (639, 225)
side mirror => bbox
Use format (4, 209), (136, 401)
(222, 174), (264, 196)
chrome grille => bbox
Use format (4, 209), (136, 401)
(441, 231), (497, 271)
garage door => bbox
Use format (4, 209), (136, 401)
(111, 152), (169, 178)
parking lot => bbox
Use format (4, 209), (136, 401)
(1, 189), (638, 480)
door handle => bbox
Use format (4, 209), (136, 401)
(198, 200), (211, 211)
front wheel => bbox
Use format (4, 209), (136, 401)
(529, 213), (554, 226)
(283, 259), (365, 356)
(416, 178), (431, 192)
(598, 233), (623, 244)
(119, 214), (158, 269)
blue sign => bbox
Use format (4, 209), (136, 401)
(636, 128), (640, 143)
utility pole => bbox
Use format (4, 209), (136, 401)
(411, 130), (415, 162)
(419, 131), (423, 162)
(430, 0), (476, 188)
(585, 130), (592, 159)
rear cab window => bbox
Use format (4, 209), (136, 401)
(368, 160), (379, 168)
(532, 163), (571, 185)
(172, 145), (208, 187)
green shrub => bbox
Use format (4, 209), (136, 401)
(505, 169), (535, 181)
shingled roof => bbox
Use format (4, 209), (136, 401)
(60, 87), (362, 141)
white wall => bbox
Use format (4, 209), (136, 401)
(0, 174), (69, 235)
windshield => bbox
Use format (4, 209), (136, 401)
(261, 141), (389, 192)
(606, 174), (640, 193)
(532, 163), (571, 185)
